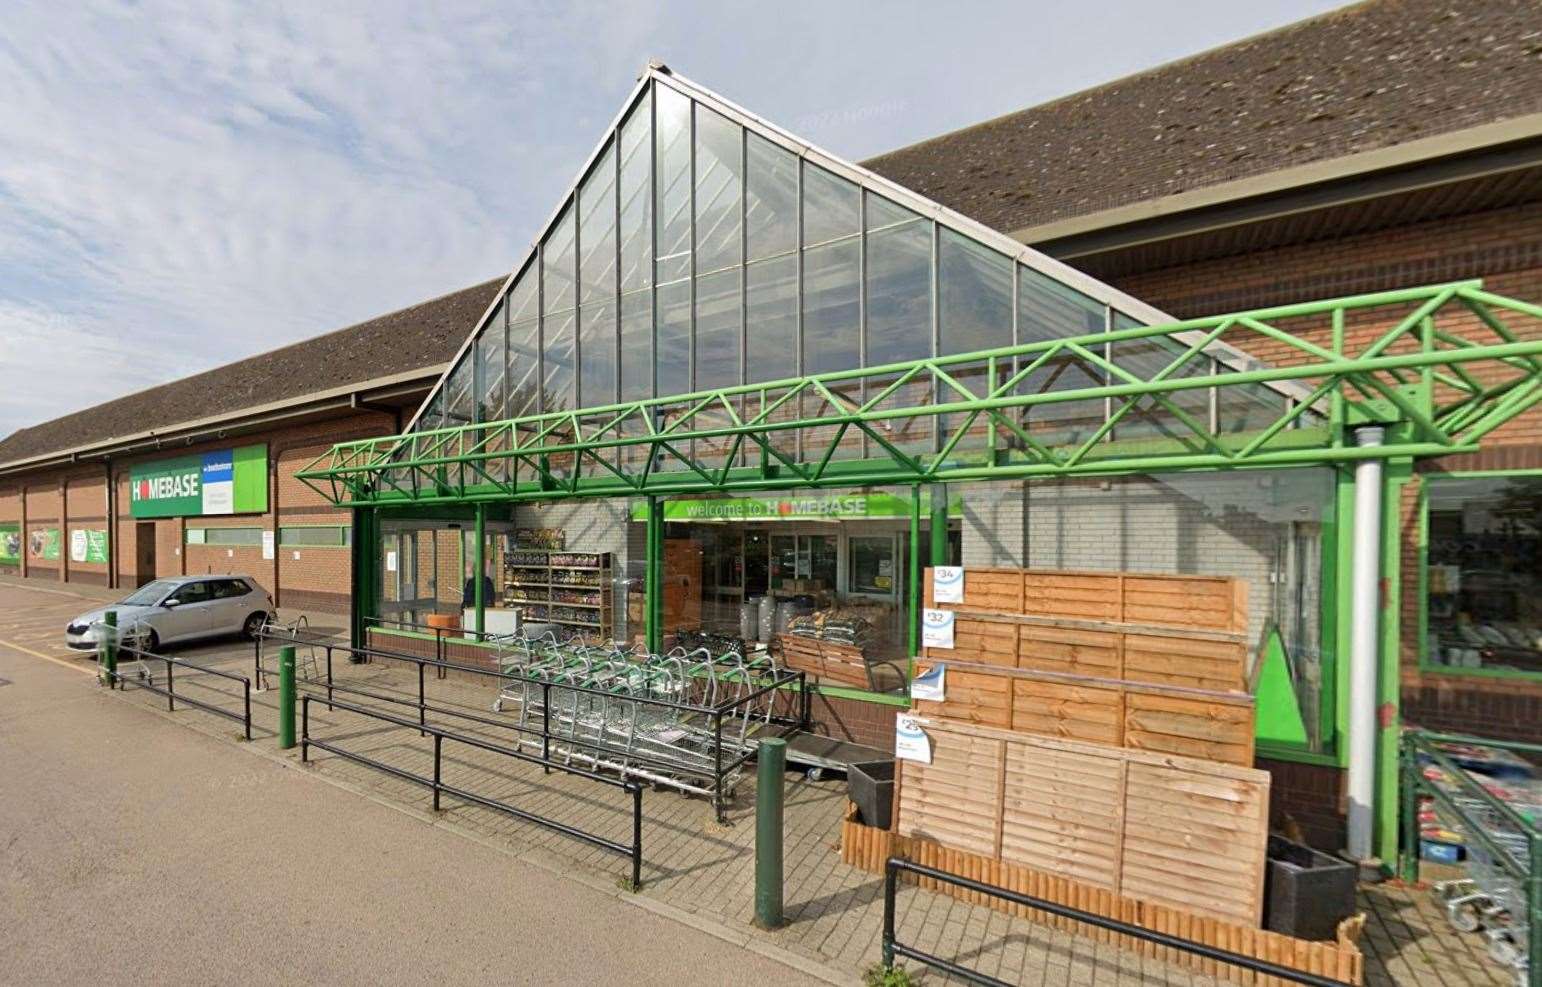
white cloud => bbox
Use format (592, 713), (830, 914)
(0, 0), (1345, 439)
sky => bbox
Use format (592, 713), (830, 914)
(0, 0), (1347, 439)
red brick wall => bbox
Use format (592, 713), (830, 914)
(4, 408), (393, 612)
(62, 470), (109, 586)
(0, 480), (19, 575)
(22, 481), (60, 580)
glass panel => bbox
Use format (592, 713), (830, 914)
(1426, 475), (1542, 677)
(745, 133), (797, 262)
(849, 535), (898, 596)
(654, 84), (692, 285)
(444, 352), (474, 426)
(507, 319), (540, 418)
(618, 91), (652, 293)
(475, 303), (506, 422)
(695, 268), (740, 390)
(1017, 265), (1104, 342)
(939, 227), (1012, 356)
(619, 289), (652, 401)
(579, 143), (617, 306)
(418, 389), (445, 433)
(745, 254), (797, 383)
(865, 198), (931, 366)
(1015, 265), (1107, 449)
(506, 267), (537, 325)
(694, 107), (742, 275)
(542, 310), (575, 413)
(802, 238), (859, 375)
(802, 162), (859, 247)
(1219, 373), (1288, 434)
(543, 205), (576, 315)
(579, 301), (616, 408)
(656, 279), (691, 397)
(1110, 333), (1211, 447)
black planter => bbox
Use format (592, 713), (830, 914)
(848, 759), (895, 830)
(1263, 835), (1357, 940)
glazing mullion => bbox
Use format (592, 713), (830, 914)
(795, 157), (804, 462)
(738, 123), (749, 467)
(858, 189), (868, 460)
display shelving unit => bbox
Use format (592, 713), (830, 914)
(502, 548), (614, 640)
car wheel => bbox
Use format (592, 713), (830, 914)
(242, 612), (268, 640)
(139, 628), (160, 654)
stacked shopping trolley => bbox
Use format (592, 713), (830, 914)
(1405, 731), (1540, 987)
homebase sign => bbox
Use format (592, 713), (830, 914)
(130, 445), (268, 519)
(630, 491), (961, 522)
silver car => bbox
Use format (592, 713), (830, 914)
(65, 575), (274, 653)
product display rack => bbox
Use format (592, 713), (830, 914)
(502, 549), (613, 639)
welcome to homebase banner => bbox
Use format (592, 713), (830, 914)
(129, 444), (268, 519)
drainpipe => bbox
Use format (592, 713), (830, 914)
(1346, 425), (1384, 867)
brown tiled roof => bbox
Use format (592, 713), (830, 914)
(861, 0), (1542, 235)
(0, 278), (503, 467)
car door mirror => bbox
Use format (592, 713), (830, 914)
(163, 598), (181, 608)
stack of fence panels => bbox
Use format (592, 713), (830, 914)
(892, 565), (1271, 927)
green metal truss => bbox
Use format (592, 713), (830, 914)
(297, 280), (1542, 507)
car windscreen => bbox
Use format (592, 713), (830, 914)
(119, 580), (177, 607)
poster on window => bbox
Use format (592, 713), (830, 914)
(895, 714), (933, 764)
(921, 609), (955, 649)
(933, 565), (964, 603)
(69, 530), (108, 564)
(910, 662), (946, 702)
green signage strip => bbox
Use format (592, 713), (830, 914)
(130, 444), (268, 519)
(629, 492), (962, 522)
(0, 523), (18, 563)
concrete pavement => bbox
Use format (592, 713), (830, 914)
(0, 629), (829, 986)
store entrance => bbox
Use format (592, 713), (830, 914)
(684, 520), (914, 664)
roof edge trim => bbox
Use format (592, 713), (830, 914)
(1007, 112), (1542, 247)
(0, 364), (447, 473)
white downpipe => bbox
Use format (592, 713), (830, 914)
(1346, 425), (1385, 863)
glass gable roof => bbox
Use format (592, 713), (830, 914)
(406, 64), (1311, 456)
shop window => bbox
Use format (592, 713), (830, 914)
(189, 527), (263, 547)
(279, 527), (347, 548)
(1424, 474), (1542, 677)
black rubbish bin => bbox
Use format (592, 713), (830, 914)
(1263, 835), (1357, 941)
(848, 759), (895, 830)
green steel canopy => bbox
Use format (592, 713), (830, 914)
(298, 280), (1542, 507)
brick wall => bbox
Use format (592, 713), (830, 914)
(23, 480), (61, 580)
(0, 480), (19, 575)
(2, 409), (392, 614)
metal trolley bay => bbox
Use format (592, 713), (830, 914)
(1402, 730), (1542, 987)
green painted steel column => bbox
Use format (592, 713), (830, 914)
(278, 645), (296, 750)
(98, 610), (117, 687)
(473, 503), (486, 635)
(929, 483), (950, 567)
(908, 485), (921, 658)
(1398, 735), (1419, 883)
(754, 736), (786, 929)
(645, 496), (662, 654)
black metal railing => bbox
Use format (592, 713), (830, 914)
(880, 857), (1350, 987)
(302, 694), (643, 888)
(254, 629), (810, 821)
(111, 643), (253, 741)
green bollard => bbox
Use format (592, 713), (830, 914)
(278, 645), (296, 750)
(103, 610), (117, 688)
(754, 737), (786, 929)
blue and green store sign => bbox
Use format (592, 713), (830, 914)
(129, 444), (268, 519)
